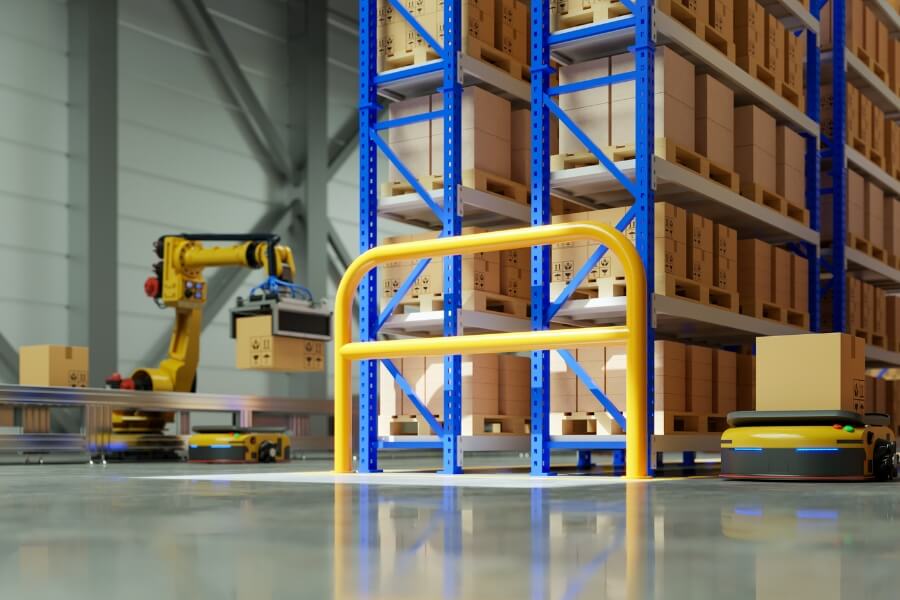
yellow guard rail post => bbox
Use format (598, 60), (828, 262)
(333, 222), (649, 479)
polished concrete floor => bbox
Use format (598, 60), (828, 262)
(0, 455), (898, 599)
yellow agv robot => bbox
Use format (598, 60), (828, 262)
(720, 410), (898, 481)
(188, 426), (291, 463)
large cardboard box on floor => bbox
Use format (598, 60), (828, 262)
(235, 315), (325, 372)
(610, 48), (695, 150)
(756, 333), (866, 413)
(19, 345), (89, 387)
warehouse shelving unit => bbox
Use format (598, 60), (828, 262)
(357, 0), (823, 475)
(822, 0), (900, 365)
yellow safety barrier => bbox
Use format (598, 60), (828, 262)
(333, 222), (649, 479)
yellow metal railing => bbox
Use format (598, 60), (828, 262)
(333, 222), (649, 479)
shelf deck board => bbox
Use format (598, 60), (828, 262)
(378, 186), (530, 229)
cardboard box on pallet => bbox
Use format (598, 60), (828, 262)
(888, 121), (900, 177)
(609, 48), (695, 151)
(888, 295), (900, 350)
(879, 19), (890, 72)
(499, 355), (530, 416)
(713, 224), (738, 292)
(784, 29), (805, 93)
(387, 96), (432, 185)
(431, 87), (511, 178)
(859, 93), (873, 148)
(734, 0), (765, 67)
(734, 105), (776, 192)
(875, 287), (888, 338)
(866, 182), (886, 249)
(737, 353), (756, 411)
(494, 0), (528, 64)
(574, 345), (604, 413)
(770, 246), (791, 308)
(687, 214), (714, 287)
(848, 275), (862, 332)
(713, 349), (737, 415)
(511, 108), (558, 184)
(862, 281), (875, 333)
(695, 74), (734, 169)
(550, 349), (577, 413)
(19, 345), (89, 387)
(756, 333), (866, 413)
(872, 105), (886, 163)
(379, 361), (405, 416)
(738, 238), (771, 312)
(556, 57), (611, 156)
(864, 5), (878, 64)
(848, 84), (860, 141)
(884, 196), (900, 256)
(461, 354), (500, 415)
(765, 14), (785, 84)
(686, 345), (713, 415)
(705, 0), (733, 43)
(776, 125), (805, 208)
(790, 254), (809, 312)
(848, 168), (866, 238)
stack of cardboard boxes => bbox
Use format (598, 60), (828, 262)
(431, 87), (512, 179)
(713, 223), (738, 294)
(735, 105), (776, 195)
(737, 353), (756, 411)
(377, 0), (494, 72)
(845, 278), (889, 349)
(738, 239), (809, 323)
(823, 0), (899, 91)
(687, 213), (714, 289)
(548, 340), (739, 435)
(775, 125), (805, 210)
(378, 0), (532, 74)
(695, 74), (735, 172)
(378, 352), (533, 433)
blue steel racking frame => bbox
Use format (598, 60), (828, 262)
(822, 0), (847, 332)
(358, 0), (822, 475)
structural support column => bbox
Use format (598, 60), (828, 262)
(288, 0), (329, 400)
(68, 0), (118, 387)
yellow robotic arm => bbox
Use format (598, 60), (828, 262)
(112, 234), (297, 393)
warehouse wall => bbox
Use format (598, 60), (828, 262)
(0, 0), (422, 396)
(0, 0), (69, 354)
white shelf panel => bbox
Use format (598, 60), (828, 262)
(844, 246), (900, 291)
(823, 50), (900, 118)
(866, 344), (900, 367)
(551, 157), (819, 244)
(871, 0), (900, 35)
(380, 435), (530, 452)
(756, 0), (820, 33)
(554, 294), (808, 342)
(378, 186), (530, 229)
(846, 145), (900, 196)
(380, 309), (531, 337)
(551, 13), (818, 135)
(377, 54), (530, 105)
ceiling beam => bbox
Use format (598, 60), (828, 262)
(176, 0), (292, 179)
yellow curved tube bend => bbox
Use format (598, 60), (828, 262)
(333, 222), (649, 479)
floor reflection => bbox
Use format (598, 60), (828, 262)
(334, 481), (900, 600)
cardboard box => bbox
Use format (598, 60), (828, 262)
(848, 169), (866, 238)
(611, 48), (695, 106)
(705, 0), (733, 41)
(235, 316), (325, 372)
(734, 105), (776, 191)
(714, 224), (737, 260)
(686, 345), (713, 415)
(714, 256), (738, 292)
(791, 254), (809, 312)
(559, 104), (610, 155)
(771, 246), (791, 308)
(19, 345), (89, 387)
(765, 14), (785, 83)
(688, 214), (714, 252)
(866, 182), (885, 248)
(654, 341), (687, 412)
(739, 238), (771, 304)
(872, 105), (886, 160)
(737, 353), (756, 411)
(432, 128), (511, 178)
(559, 56), (610, 110)
(695, 118), (734, 170)
(550, 350), (577, 413)
(756, 333), (866, 413)
(499, 354), (530, 416)
(379, 361), (405, 416)
(776, 125), (806, 207)
(695, 74), (733, 132)
(713, 349), (737, 415)
(864, 4), (878, 61)
(862, 281), (875, 333)
(888, 295), (900, 351)
(494, 0), (528, 63)
(875, 287), (888, 337)
(431, 87), (511, 177)
(610, 94), (694, 150)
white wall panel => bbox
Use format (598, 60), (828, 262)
(0, 0), (68, 365)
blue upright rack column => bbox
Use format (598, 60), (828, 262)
(530, 0), (654, 474)
(825, 0), (847, 332)
(530, 0), (553, 476)
(440, 0), (464, 475)
(358, 0), (380, 473)
(805, 3), (822, 332)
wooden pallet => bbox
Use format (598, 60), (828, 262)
(779, 79), (804, 111)
(654, 411), (711, 434)
(737, 56), (777, 92)
(847, 233), (889, 265)
(706, 414), (730, 433)
(550, 411), (623, 436)
(848, 232), (871, 255)
(850, 134), (868, 156)
(707, 284), (739, 313)
(785, 308), (811, 330)
(871, 332), (888, 349)
(869, 147), (886, 170)
(464, 39), (530, 83)
(698, 22), (736, 62)
(740, 298), (785, 324)
(740, 182), (810, 226)
(382, 413), (530, 436)
(388, 289), (530, 318)
(382, 168), (528, 204)
(707, 158), (741, 193)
